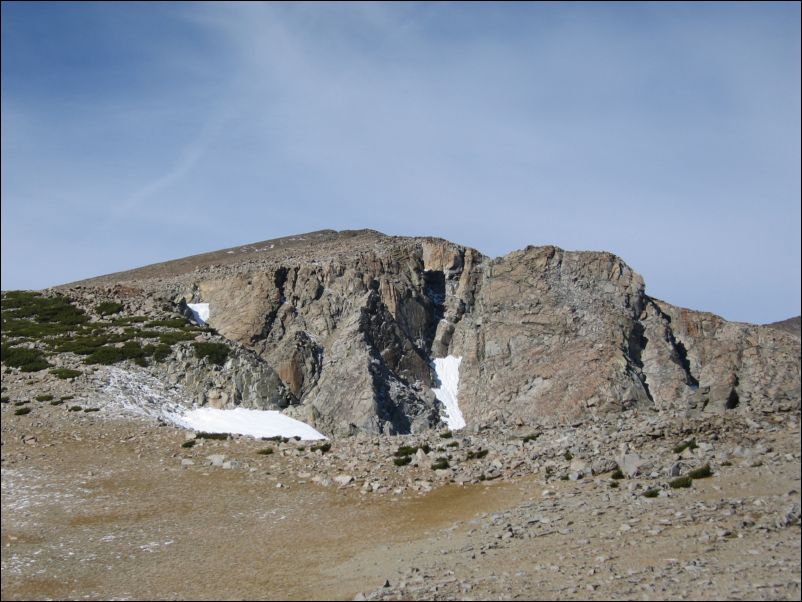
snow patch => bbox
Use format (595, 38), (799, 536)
(187, 303), (209, 325)
(168, 407), (327, 440)
(433, 355), (466, 430)
(98, 368), (325, 440)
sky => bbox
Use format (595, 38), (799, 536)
(1, 2), (800, 324)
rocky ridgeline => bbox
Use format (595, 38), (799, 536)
(42, 229), (801, 437)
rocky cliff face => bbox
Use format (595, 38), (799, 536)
(61, 230), (801, 435)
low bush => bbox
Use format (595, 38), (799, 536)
(181, 440), (196, 448)
(83, 407), (100, 412)
(51, 368), (82, 379)
(688, 464), (713, 479)
(1, 344), (50, 372)
(192, 342), (230, 366)
(147, 318), (189, 328)
(446, 441), (459, 448)
(310, 442), (331, 453)
(522, 433), (540, 443)
(152, 344), (172, 362)
(159, 331), (198, 345)
(195, 432), (229, 440)
(611, 468), (625, 480)
(431, 457), (450, 470)
(669, 476), (693, 489)
(563, 450), (574, 461)
(69, 405), (83, 412)
(84, 341), (145, 365)
(439, 431), (453, 439)
(35, 394), (54, 402)
(643, 488), (660, 498)
(466, 449), (489, 460)
(393, 456), (411, 466)
(14, 407), (32, 415)
(394, 444), (431, 457)
(50, 400), (64, 406)
(95, 301), (124, 316)
(257, 447), (274, 455)
(56, 335), (129, 355)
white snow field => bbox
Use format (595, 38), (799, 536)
(432, 355), (466, 430)
(187, 302), (209, 325)
(99, 368), (326, 440)
(169, 407), (327, 440)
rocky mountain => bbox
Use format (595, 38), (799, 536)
(55, 229), (800, 436)
(765, 316), (801, 339)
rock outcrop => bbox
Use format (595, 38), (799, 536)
(58, 230), (801, 435)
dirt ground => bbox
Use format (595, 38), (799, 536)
(2, 409), (800, 601)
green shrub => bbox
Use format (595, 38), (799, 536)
(56, 335), (129, 355)
(60, 395), (74, 401)
(393, 456), (411, 466)
(51, 368), (82, 379)
(563, 450), (574, 461)
(136, 331), (164, 339)
(395, 445), (417, 457)
(35, 394), (54, 402)
(643, 488), (660, 498)
(446, 441), (459, 448)
(192, 342), (229, 366)
(669, 476), (693, 489)
(439, 431), (453, 439)
(262, 435), (289, 443)
(0, 396), (9, 403)
(14, 407), (32, 415)
(310, 442), (331, 453)
(688, 464), (713, 479)
(609, 481), (619, 488)
(466, 449), (488, 460)
(152, 344), (172, 362)
(1, 344), (50, 372)
(14, 400), (28, 406)
(431, 457), (450, 470)
(1, 291), (87, 326)
(95, 302), (124, 316)
(50, 400), (64, 406)
(181, 439), (196, 448)
(522, 433), (540, 443)
(195, 432), (229, 440)
(83, 407), (100, 412)
(84, 341), (145, 365)
(257, 447), (274, 455)
(394, 444), (431, 457)
(147, 318), (189, 328)
(69, 405), (83, 412)
(611, 468), (624, 480)
(159, 331), (198, 345)
(673, 439), (698, 454)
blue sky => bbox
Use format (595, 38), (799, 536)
(2, 2), (800, 324)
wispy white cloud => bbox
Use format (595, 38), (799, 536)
(1, 2), (799, 322)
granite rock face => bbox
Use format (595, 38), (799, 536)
(61, 230), (801, 435)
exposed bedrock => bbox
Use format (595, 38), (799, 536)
(62, 230), (801, 435)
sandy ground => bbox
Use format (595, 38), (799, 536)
(2, 407), (800, 601)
